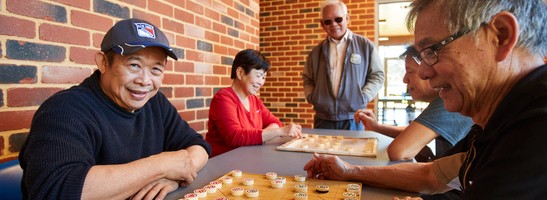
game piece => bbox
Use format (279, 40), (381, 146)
(294, 192), (308, 200)
(275, 176), (286, 184)
(347, 187), (360, 194)
(271, 180), (284, 189)
(231, 170), (242, 177)
(209, 180), (222, 189)
(266, 172), (277, 180)
(203, 185), (217, 193)
(231, 187), (244, 196)
(242, 177), (254, 186)
(245, 188), (259, 198)
(294, 175), (306, 182)
(347, 183), (360, 188)
(316, 185), (329, 193)
(183, 193), (198, 200)
(193, 189), (207, 198)
(343, 192), (358, 198)
(295, 184), (308, 192)
(221, 176), (233, 184)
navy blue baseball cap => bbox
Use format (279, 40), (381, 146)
(101, 18), (178, 60)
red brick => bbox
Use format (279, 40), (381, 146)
(175, 36), (195, 49)
(213, 44), (228, 55)
(212, 22), (227, 34)
(197, 109), (209, 119)
(0, 110), (35, 131)
(186, 0), (204, 15)
(71, 11), (113, 32)
(175, 8), (194, 24)
(0, 15), (35, 38)
(120, 0), (146, 8)
(149, 0), (173, 17)
(205, 31), (220, 43)
(185, 50), (204, 62)
(163, 73), (185, 85)
(213, 65), (228, 75)
(174, 62), (194, 73)
(195, 15), (212, 29)
(163, 18), (185, 35)
(205, 75), (220, 85)
(204, 7), (220, 21)
(188, 121), (205, 132)
(186, 74), (204, 85)
(174, 87), (195, 98)
(42, 65), (91, 84)
(69, 47), (98, 65)
(170, 99), (186, 110)
(165, 0), (185, 7)
(92, 33), (105, 49)
(39, 24), (89, 46)
(7, 87), (63, 107)
(50, 0), (90, 10)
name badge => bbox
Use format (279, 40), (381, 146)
(350, 53), (361, 64)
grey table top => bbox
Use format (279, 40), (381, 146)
(166, 128), (418, 200)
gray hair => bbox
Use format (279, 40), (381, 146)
(320, 0), (348, 17)
(407, 0), (547, 56)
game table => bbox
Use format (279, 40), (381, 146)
(165, 128), (419, 200)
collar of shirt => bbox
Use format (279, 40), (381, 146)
(328, 29), (350, 44)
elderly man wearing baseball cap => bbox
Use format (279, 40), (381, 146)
(19, 18), (211, 199)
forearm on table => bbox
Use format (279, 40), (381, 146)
(261, 128), (282, 142)
(349, 162), (450, 194)
(81, 156), (167, 200)
(186, 145), (209, 171)
(371, 124), (406, 138)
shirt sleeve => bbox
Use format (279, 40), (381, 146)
(208, 90), (263, 147)
(414, 97), (473, 145)
(362, 46), (384, 102)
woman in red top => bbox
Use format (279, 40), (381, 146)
(206, 49), (303, 157)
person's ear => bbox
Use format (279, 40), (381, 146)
(488, 11), (518, 62)
(95, 52), (107, 73)
(236, 67), (244, 80)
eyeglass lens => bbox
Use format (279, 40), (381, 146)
(420, 49), (438, 66)
(323, 17), (343, 25)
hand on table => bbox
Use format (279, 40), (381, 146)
(303, 153), (353, 181)
(130, 178), (179, 200)
(283, 123), (303, 138)
(155, 149), (198, 185)
(354, 109), (380, 131)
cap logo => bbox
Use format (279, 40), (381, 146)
(134, 23), (156, 39)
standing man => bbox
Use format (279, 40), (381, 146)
(19, 18), (211, 200)
(303, 0), (384, 130)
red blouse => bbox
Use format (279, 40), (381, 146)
(206, 87), (282, 157)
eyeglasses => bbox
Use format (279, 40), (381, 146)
(322, 17), (344, 25)
(418, 31), (467, 66)
(399, 46), (422, 65)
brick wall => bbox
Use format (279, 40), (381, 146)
(0, 0), (260, 162)
(259, 0), (376, 128)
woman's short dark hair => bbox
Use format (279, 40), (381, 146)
(230, 49), (271, 79)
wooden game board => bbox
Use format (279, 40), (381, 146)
(276, 133), (378, 157)
(181, 171), (362, 200)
